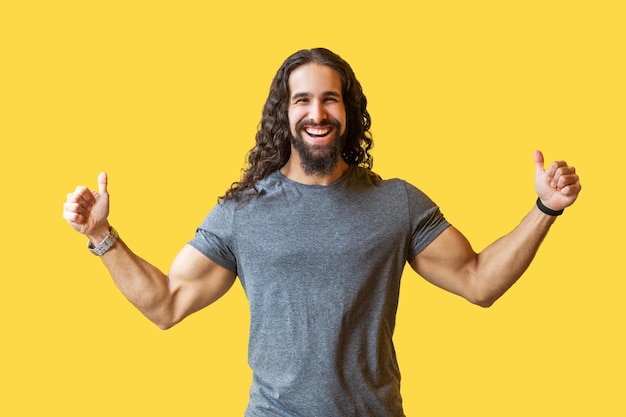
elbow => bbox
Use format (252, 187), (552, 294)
(142, 297), (185, 330)
(472, 297), (496, 308)
(463, 274), (506, 308)
(146, 308), (182, 330)
(467, 289), (500, 308)
(153, 316), (184, 330)
(154, 320), (176, 330)
(152, 311), (184, 330)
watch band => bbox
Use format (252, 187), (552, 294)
(536, 197), (564, 216)
(88, 227), (119, 256)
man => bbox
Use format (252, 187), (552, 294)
(63, 48), (581, 416)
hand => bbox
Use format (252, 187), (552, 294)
(534, 150), (581, 212)
(63, 172), (110, 236)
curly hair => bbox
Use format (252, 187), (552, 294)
(221, 48), (373, 201)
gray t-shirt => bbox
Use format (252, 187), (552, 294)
(190, 166), (450, 416)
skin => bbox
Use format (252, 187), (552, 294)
(63, 63), (581, 328)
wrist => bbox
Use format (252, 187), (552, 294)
(87, 225), (119, 256)
(86, 224), (112, 245)
(536, 197), (564, 216)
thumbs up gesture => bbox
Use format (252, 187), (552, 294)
(534, 150), (581, 212)
(63, 172), (111, 236)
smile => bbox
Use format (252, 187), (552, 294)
(304, 126), (333, 137)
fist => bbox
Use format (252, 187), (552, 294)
(534, 150), (581, 212)
(63, 172), (110, 236)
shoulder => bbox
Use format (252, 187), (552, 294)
(355, 169), (431, 200)
(372, 175), (444, 221)
(381, 175), (434, 202)
(347, 166), (383, 184)
(197, 200), (234, 232)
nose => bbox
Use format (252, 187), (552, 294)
(309, 99), (326, 123)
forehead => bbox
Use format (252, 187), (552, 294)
(288, 63), (342, 96)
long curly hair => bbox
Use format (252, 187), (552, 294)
(221, 48), (373, 201)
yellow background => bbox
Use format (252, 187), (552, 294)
(1, 1), (624, 415)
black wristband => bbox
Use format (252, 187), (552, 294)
(536, 198), (564, 216)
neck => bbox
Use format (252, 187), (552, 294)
(280, 152), (350, 185)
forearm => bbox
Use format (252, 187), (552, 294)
(471, 205), (556, 306)
(88, 227), (174, 326)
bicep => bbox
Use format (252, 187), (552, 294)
(410, 226), (478, 301)
(167, 244), (237, 323)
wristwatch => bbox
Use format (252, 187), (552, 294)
(88, 227), (119, 256)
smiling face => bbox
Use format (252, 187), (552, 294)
(287, 63), (347, 176)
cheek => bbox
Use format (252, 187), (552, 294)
(288, 109), (303, 132)
(334, 105), (346, 122)
(287, 115), (296, 135)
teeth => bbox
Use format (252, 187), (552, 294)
(305, 127), (331, 136)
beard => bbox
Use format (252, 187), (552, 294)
(290, 119), (346, 176)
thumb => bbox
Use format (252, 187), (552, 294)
(534, 150), (545, 174)
(97, 172), (108, 195)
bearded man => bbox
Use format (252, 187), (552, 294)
(63, 48), (581, 416)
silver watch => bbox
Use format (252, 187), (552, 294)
(88, 227), (119, 256)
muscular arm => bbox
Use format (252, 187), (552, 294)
(64, 173), (236, 329)
(411, 208), (554, 307)
(411, 151), (581, 307)
(97, 239), (236, 329)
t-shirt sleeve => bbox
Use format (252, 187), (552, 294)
(404, 182), (451, 261)
(188, 201), (238, 273)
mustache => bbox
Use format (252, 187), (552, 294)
(295, 118), (342, 131)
